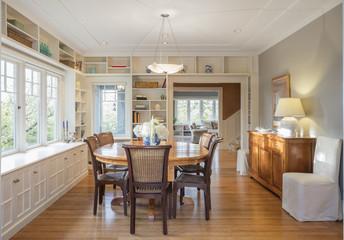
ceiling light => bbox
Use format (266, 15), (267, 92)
(147, 13), (184, 74)
(233, 29), (242, 33)
(101, 41), (108, 45)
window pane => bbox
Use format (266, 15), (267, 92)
(1, 92), (16, 152)
(202, 100), (213, 120)
(1, 60), (17, 153)
(215, 100), (219, 120)
(47, 75), (58, 142)
(176, 100), (187, 123)
(94, 84), (126, 135)
(190, 100), (201, 124)
(26, 68), (41, 147)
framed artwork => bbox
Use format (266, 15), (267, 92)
(272, 73), (290, 128)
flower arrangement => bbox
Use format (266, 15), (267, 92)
(133, 117), (169, 141)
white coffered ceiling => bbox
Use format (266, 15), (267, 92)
(5, 0), (342, 55)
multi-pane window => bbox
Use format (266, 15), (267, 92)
(25, 68), (41, 147)
(174, 99), (218, 124)
(94, 84), (126, 134)
(46, 74), (58, 142)
(1, 60), (18, 153)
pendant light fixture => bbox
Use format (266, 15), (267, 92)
(147, 13), (184, 74)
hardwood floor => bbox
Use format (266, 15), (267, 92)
(12, 150), (343, 239)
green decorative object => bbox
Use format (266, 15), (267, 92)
(8, 19), (24, 31)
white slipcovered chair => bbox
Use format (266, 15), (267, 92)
(282, 136), (343, 221)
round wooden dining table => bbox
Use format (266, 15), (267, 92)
(93, 140), (209, 221)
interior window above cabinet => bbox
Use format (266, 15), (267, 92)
(39, 28), (59, 61)
(4, 4), (39, 51)
(107, 56), (131, 74)
(132, 56), (167, 74)
(168, 56), (195, 74)
(196, 56), (224, 73)
(83, 56), (106, 74)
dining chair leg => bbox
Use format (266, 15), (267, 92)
(180, 187), (184, 205)
(204, 189), (209, 220)
(207, 185), (211, 210)
(130, 196), (136, 234)
(168, 190), (172, 219)
(93, 185), (98, 215)
(162, 195), (168, 235)
(113, 184), (117, 189)
(99, 184), (104, 205)
(174, 167), (178, 179)
(122, 185), (127, 216)
(173, 184), (178, 219)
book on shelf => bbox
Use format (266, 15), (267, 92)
(133, 111), (140, 123)
(111, 65), (126, 67)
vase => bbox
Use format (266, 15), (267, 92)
(143, 137), (151, 145)
(149, 134), (160, 145)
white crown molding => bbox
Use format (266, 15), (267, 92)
(258, 0), (342, 54)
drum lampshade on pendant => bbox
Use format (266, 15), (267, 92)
(147, 14), (184, 74)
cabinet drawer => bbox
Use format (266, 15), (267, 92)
(270, 140), (284, 153)
(249, 134), (260, 144)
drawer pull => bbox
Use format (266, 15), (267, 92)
(73, 153), (77, 156)
(81, 150), (84, 152)
(274, 143), (278, 146)
(33, 171), (38, 174)
(13, 179), (20, 183)
(262, 140), (265, 143)
(64, 157), (68, 160)
(252, 137), (255, 140)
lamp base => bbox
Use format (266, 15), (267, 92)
(279, 117), (298, 137)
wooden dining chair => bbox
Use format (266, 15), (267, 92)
(94, 132), (128, 173)
(174, 132), (215, 178)
(84, 136), (128, 216)
(173, 137), (223, 220)
(123, 144), (172, 235)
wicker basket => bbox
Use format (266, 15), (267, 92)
(7, 28), (33, 48)
(60, 60), (75, 68)
(135, 82), (159, 88)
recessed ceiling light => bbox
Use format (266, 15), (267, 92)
(233, 29), (242, 33)
(162, 34), (168, 37)
(163, 41), (168, 45)
(101, 41), (108, 45)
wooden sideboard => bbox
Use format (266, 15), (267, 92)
(248, 131), (316, 197)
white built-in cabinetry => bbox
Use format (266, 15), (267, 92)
(1, 143), (88, 240)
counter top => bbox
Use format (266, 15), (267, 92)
(1, 142), (85, 175)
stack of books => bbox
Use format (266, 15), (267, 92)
(135, 104), (147, 110)
(155, 117), (165, 123)
(135, 95), (147, 100)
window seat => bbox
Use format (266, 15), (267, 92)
(1, 142), (85, 175)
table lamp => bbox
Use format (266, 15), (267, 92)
(274, 98), (305, 136)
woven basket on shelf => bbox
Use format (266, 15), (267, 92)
(135, 82), (159, 88)
(60, 60), (75, 68)
(7, 28), (33, 48)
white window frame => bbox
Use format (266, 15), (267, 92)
(0, 57), (20, 156)
(92, 82), (129, 137)
(0, 52), (62, 156)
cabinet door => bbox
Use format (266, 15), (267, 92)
(271, 150), (283, 191)
(80, 145), (88, 173)
(64, 152), (74, 186)
(32, 161), (47, 208)
(1, 173), (15, 233)
(258, 147), (271, 184)
(249, 141), (259, 175)
(73, 148), (81, 179)
(48, 155), (65, 197)
(13, 168), (32, 220)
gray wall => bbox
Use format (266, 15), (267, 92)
(259, 5), (342, 139)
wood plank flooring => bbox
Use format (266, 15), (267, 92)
(12, 150), (343, 239)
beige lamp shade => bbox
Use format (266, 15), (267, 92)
(275, 98), (305, 117)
